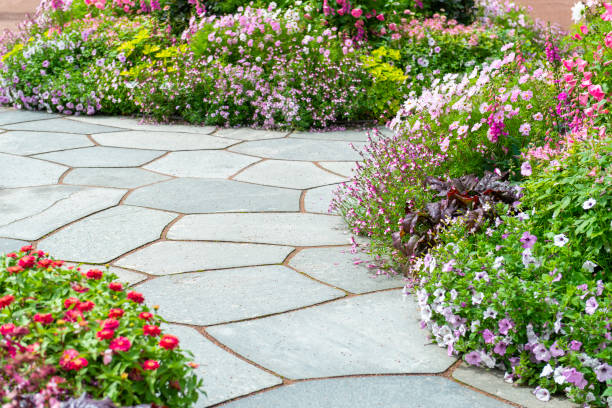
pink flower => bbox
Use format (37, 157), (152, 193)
(351, 8), (363, 18)
(482, 329), (494, 344)
(605, 32), (612, 48)
(602, 2), (612, 21)
(109, 336), (132, 352)
(376, 14), (384, 21)
(562, 59), (574, 71)
(588, 85), (605, 101)
(520, 161), (532, 177)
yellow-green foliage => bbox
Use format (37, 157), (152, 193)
(360, 47), (407, 119)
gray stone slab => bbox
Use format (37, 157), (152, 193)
(214, 128), (288, 141)
(3, 118), (121, 134)
(0, 131), (94, 155)
(208, 291), (455, 379)
(0, 238), (28, 254)
(0, 153), (67, 188)
(124, 178), (300, 213)
(304, 184), (338, 214)
(229, 139), (365, 161)
(115, 241), (293, 275)
(144, 151), (259, 178)
(64, 263), (147, 286)
(221, 376), (511, 408)
(0, 185), (125, 240)
(33, 146), (164, 167)
(92, 130), (236, 151)
(138, 265), (345, 325)
(291, 128), (371, 142)
(63, 168), (170, 189)
(289, 248), (404, 294)
(69, 116), (216, 134)
(453, 364), (578, 408)
(168, 213), (352, 246)
(235, 160), (346, 190)
(38, 205), (176, 263)
(164, 324), (282, 407)
(0, 110), (58, 125)
(318, 161), (358, 178)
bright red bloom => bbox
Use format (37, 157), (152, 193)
(0, 295), (15, 309)
(77, 301), (95, 312)
(5, 253), (17, 258)
(96, 329), (115, 340)
(0, 323), (15, 336)
(85, 269), (103, 280)
(100, 318), (120, 331)
(71, 357), (88, 370)
(108, 282), (123, 291)
(159, 334), (179, 350)
(108, 308), (124, 319)
(59, 349), (87, 371)
(143, 325), (161, 337)
(7, 266), (23, 274)
(142, 360), (160, 370)
(71, 283), (89, 293)
(18, 256), (35, 268)
(37, 259), (53, 268)
(127, 291), (144, 304)
(63, 297), (80, 309)
(52, 260), (64, 268)
(138, 312), (153, 321)
(20, 245), (33, 252)
(110, 336), (131, 352)
(33, 313), (53, 325)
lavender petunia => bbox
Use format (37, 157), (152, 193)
(585, 297), (598, 315)
(520, 231), (537, 249)
(465, 351), (481, 366)
(594, 363), (612, 382)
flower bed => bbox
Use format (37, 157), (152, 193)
(0, 247), (203, 407)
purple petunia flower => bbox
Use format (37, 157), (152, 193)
(569, 340), (582, 351)
(533, 343), (551, 362)
(482, 329), (495, 344)
(594, 363), (612, 382)
(465, 351), (481, 366)
(563, 368), (587, 389)
(520, 231), (537, 249)
(493, 341), (507, 356)
(585, 297), (598, 315)
(498, 318), (514, 335)
(520, 161), (532, 176)
(550, 341), (565, 357)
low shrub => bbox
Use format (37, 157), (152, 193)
(0, 247), (203, 407)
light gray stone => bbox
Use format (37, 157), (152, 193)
(0, 131), (94, 155)
(115, 241), (293, 275)
(229, 139), (365, 161)
(289, 247), (404, 294)
(168, 213), (352, 246)
(0, 238), (28, 254)
(318, 161), (358, 178)
(0, 153), (67, 188)
(138, 265), (345, 325)
(64, 263), (147, 286)
(144, 151), (259, 178)
(0, 185), (125, 240)
(453, 364), (578, 408)
(0, 110), (58, 125)
(63, 168), (170, 189)
(124, 178), (300, 213)
(92, 130), (236, 151)
(38, 205), (176, 263)
(221, 376), (512, 408)
(69, 116), (216, 134)
(164, 324), (282, 407)
(208, 291), (455, 379)
(303, 184), (339, 214)
(234, 160), (346, 190)
(3, 118), (121, 134)
(214, 128), (288, 141)
(291, 128), (372, 142)
(33, 146), (164, 167)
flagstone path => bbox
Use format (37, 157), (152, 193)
(0, 108), (574, 408)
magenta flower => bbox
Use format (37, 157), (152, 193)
(465, 351), (481, 366)
(520, 231), (537, 249)
(482, 329), (495, 344)
(351, 8), (363, 18)
(569, 340), (582, 351)
(588, 84), (605, 101)
(498, 318), (514, 335)
(585, 297), (598, 315)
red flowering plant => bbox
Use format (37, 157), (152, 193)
(0, 247), (203, 407)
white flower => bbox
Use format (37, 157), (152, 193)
(483, 307), (497, 319)
(420, 305), (432, 322)
(540, 364), (554, 377)
(582, 198), (596, 210)
(480, 352), (496, 368)
(553, 366), (566, 384)
(472, 292), (484, 305)
(553, 234), (569, 247)
(534, 386), (551, 402)
(571, 2), (586, 23)
(492, 256), (505, 270)
(470, 320), (481, 331)
(582, 260), (597, 273)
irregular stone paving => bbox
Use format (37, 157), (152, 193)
(0, 110), (561, 407)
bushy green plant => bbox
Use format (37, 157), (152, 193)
(0, 247), (203, 407)
(414, 0), (476, 25)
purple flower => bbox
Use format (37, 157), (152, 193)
(42, 60), (50, 68)
(465, 351), (481, 366)
(532, 343), (551, 362)
(498, 318), (514, 335)
(569, 340), (582, 351)
(509, 357), (520, 367)
(550, 342), (565, 357)
(562, 368), (587, 389)
(482, 329), (495, 344)
(520, 161), (532, 176)
(520, 231), (537, 249)
(493, 341), (507, 356)
(585, 297), (598, 315)
(594, 363), (612, 382)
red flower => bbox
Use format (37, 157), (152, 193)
(108, 282), (123, 291)
(71, 357), (88, 370)
(59, 349), (87, 371)
(142, 360), (160, 370)
(77, 301), (95, 312)
(143, 325), (161, 337)
(7, 266), (23, 274)
(100, 318), (119, 331)
(0, 323), (15, 336)
(110, 336), (131, 352)
(138, 312), (153, 321)
(18, 256), (35, 268)
(85, 269), (103, 280)
(159, 334), (179, 350)
(5, 253), (17, 258)
(127, 291), (144, 304)
(71, 283), (89, 293)
(96, 329), (115, 340)
(37, 259), (53, 268)
(64, 309), (83, 322)
(20, 245), (33, 252)
(33, 313), (53, 325)
(0, 295), (15, 309)
(52, 260), (64, 268)
(63, 297), (80, 309)
(108, 308), (124, 319)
